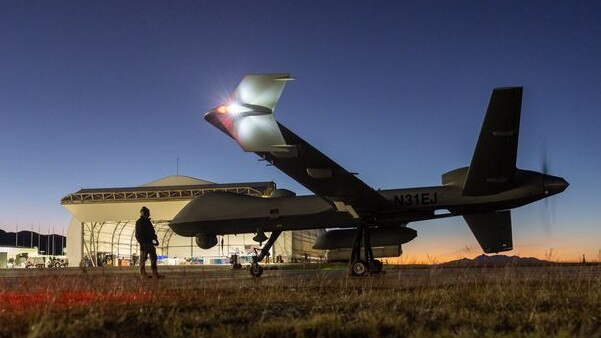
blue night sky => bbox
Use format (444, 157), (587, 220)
(1, 1), (599, 261)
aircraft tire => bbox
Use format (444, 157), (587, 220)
(371, 260), (383, 274)
(351, 260), (368, 277)
(250, 263), (263, 277)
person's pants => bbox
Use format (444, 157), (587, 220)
(139, 245), (157, 274)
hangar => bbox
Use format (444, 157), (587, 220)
(62, 175), (325, 267)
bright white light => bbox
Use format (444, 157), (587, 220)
(227, 103), (251, 116)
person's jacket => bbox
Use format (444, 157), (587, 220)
(135, 216), (158, 246)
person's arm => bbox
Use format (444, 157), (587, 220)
(149, 220), (159, 246)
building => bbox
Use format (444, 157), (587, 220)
(61, 175), (325, 267)
(0, 246), (40, 268)
(0, 229), (66, 256)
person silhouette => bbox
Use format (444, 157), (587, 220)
(135, 206), (163, 278)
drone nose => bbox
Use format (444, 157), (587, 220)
(544, 176), (569, 195)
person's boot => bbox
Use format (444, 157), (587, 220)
(140, 264), (150, 278)
(151, 266), (164, 279)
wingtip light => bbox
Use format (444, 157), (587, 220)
(216, 105), (228, 114)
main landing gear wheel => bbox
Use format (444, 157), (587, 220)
(351, 260), (368, 277)
(249, 262), (264, 277)
(348, 224), (381, 277)
(371, 259), (383, 274)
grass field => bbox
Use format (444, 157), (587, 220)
(1, 265), (600, 337)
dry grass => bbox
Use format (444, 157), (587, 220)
(1, 265), (600, 337)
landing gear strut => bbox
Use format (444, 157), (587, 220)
(250, 229), (282, 277)
(349, 224), (383, 277)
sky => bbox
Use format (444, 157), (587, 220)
(0, 1), (600, 262)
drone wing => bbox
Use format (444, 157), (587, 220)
(205, 74), (391, 215)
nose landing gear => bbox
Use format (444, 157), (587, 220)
(249, 229), (282, 277)
(249, 261), (264, 277)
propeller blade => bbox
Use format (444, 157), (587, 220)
(540, 143), (552, 235)
(542, 145), (550, 197)
(539, 202), (552, 238)
(542, 150), (549, 175)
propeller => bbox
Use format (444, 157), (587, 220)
(540, 146), (557, 237)
(542, 148), (549, 203)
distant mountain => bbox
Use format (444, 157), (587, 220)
(442, 254), (552, 267)
(0, 229), (66, 256)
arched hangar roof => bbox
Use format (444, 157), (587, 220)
(61, 175), (275, 222)
(142, 175), (214, 187)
